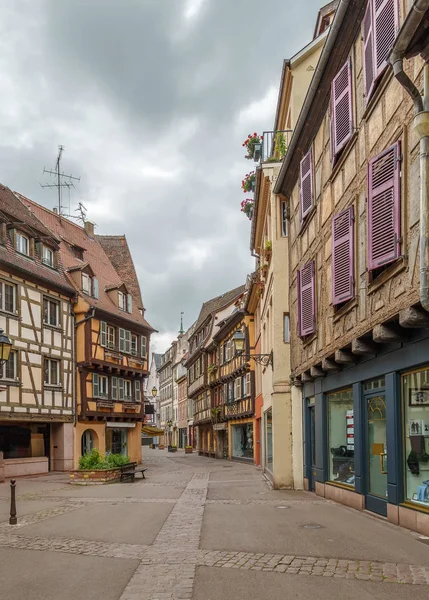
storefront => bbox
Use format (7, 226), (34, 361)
(229, 420), (254, 462)
(302, 332), (429, 534)
(263, 408), (273, 474)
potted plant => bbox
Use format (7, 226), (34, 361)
(264, 240), (272, 263)
(241, 171), (256, 193)
(242, 133), (263, 160)
(185, 445), (193, 454)
(211, 407), (221, 423)
(241, 199), (254, 220)
(170, 445), (178, 453)
(158, 444), (165, 450)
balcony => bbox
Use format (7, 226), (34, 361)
(254, 130), (293, 164)
(188, 373), (205, 397)
(224, 396), (253, 418)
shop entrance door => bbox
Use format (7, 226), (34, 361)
(365, 392), (388, 516)
(307, 400), (316, 492)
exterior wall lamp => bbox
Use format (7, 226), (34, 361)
(232, 329), (273, 368)
(0, 328), (12, 372)
(151, 386), (158, 398)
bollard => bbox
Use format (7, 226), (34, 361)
(9, 479), (17, 525)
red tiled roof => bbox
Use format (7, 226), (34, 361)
(194, 285), (245, 332)
(0, 186), (75, 295)
(17, 193), (154, 331)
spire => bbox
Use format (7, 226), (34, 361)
(179, 311), (184, 335)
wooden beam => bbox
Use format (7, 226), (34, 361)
(335, 350), (356, 364)
(301, 371), (313, 383)
(399, 306), (429, 328)
(310, 365), (325, 379)
(321, 358), (339, 372)
(373, 323), (407, 344)
(351, 338), (377, 356)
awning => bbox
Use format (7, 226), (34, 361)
(142, 425), (164, 435)
(106, 422), (136, 429)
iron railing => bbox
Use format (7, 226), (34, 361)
(257, 130), (293, 164)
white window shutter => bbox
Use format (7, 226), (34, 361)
(112, 376), (118, 400)
(125, 330), (131, 353)
(127, 294), (132, 313)
(119, 328), (125, 352)
(246, 372), (251, 395)
(118, 378), (125, 400)
(141, 336), (147, 358)
(92, 373), (99, 398)
(93, 277), (99, 299)
(135, 380), (141, 402)
(100, 321), (107, 347)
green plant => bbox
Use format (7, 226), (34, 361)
(264, 240), (272, 252)
(272, 132), (287, 160)
(241, 199), (254, 220)
(208, 363), (217, 373)
(78, 449), (102, 470)
(78, 449), (130, 470)
(242, 133), (263, 160)
(241, 171), (256, 193)
(185, 445), (192, 449)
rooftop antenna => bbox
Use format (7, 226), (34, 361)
(179, 312), (184, 335)
(40, 145), (81, 216)
(75, 202), (87, 223)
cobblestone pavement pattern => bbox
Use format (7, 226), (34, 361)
(1, 451), (429, 599)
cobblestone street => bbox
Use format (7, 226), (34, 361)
(1, 450), (429, 599)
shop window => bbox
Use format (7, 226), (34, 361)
(402, 368), (429, 507)
(0, 423), (49, 459)
(264, 408), (273, 473)
(328, 389), (355, 487)
(231, 422), (254, 460)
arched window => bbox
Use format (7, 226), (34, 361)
(81, 429), (95, 455)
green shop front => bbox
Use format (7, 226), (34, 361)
(302, 331), (429, 534)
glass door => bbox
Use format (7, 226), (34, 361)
(308, 403), (316, 491)
(365, 393), (388, 515)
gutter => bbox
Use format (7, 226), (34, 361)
(389, 0), (429, 311)
(273, 0), (350, 195)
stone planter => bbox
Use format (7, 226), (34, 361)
(158, 445), (165, 450)
(69, 468), (121, 485)
(185, 447), (193, 454)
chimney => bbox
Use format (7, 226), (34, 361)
(53, 207), (58, 214)
(84, 221), (95, 238)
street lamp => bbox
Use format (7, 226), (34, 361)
(232, 329), (273, 368)
(166, 419), (173, 450)
(151, 386), (157, 398)
(0, 329), (12, 374)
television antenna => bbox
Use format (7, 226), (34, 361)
(40, 145), (81, 216)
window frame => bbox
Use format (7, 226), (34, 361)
(0, 281), (17, 314)
(283, 313), (290, 343)
(118, 291), (127, 311)
(43, 296), (60, 327)
(16, 232), (29, 256)
(44, 357), (60, 387)
(42, 245), (54, 267)
(82, 273), (91, 295)
(2, 351), (18, 380)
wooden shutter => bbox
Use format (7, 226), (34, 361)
(332, 206), (355, 305)
(100, 321), (107, 347)
(331, 59), (353, 156)
(127, 294), (132, 313)
(141, 335), (147, 358)
(92, 277), (99, 299)
(362, 0), (375, 101)
(300, 149), (314, 220)
(92, 373), (99, 398)
(112, 376), (118, 400)
(135, 380), (141, 402)
(118, 378), (125, 400)
(235, 377), (241, 399)
(125, 330), (131, 354)
(246, 372), (251, 395)
(298, 261), (316, 337)
(373, 0), (399, 80)
(368, 141), (401, 270)
(119, 328), (125, 352)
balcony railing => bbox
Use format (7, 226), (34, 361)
(255, 130), (293, 164)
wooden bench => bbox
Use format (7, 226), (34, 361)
(119, 462), (147, 482)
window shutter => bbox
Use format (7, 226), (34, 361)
(141, 336), (147, 358)
(332, 206), (355, 305)
(373, 0), (399, 80)
(127, 294), (132, 313)
(362, 0), (375, 101)
(368, 141), (401, 270)
(235, 377), (241, 399)
(246, 372), (251, 395)
(119, 328), (125, 352)
(299, 261), (316, 337)
(300, 149), (314, 220)
(92, 373), (99, 398)
(92, 277), (99, 299)
(135, 380), (141, 402)
(331, 59), (353, 156)
(112, 376), (118, 400)
(125, 330), (131, 353)
(100, 321), (107, 347)
(118, 378), (125, 400)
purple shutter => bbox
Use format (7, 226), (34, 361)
(299, 261), (315, 337)
(373, 0), (399, 80)
(368, 141), (401, 270)
(331, 59), (353, 156)
(332, 206), (354, 305)
(300, 149), (314, 220)
(362, 0), (375, 101)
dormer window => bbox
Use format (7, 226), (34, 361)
(82, 273), (99, 298)
(16, 232), (29, 256)
(42, 245), (54, 267)
(71, 245), (84, 260)
(118, 291), (132, 313)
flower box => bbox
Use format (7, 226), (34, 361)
(69, 468), (121, 485)
(158, 444), (165, 450)
(185, 447), (193, 454)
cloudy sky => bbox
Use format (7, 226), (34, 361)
(0, 0), (323, 353)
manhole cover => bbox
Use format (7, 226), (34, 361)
(276, 505), (291, 509)
(301, 523), (324, 529)
(222, 465), (232, 468)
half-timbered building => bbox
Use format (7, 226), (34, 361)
(0, 186), (75, 477)
(20, 196), (154, 466)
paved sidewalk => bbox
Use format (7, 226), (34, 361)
(0, 450), (429, 599)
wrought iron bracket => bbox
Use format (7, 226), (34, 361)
(237, 351), (273, 368)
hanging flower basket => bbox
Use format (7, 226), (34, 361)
(242, 133), (263, 160)
(241, 172), (256, 193)
(241, 199), (254, 220)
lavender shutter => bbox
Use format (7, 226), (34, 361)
(362, 0), (375, 101)
(332, 60), (353, 156)
(373, 0), (399, 80)
(332, 206), (354, 305)
(300, 149), (314, 220)
(368, 141), (401, 270)
(299, 261), (315, 337)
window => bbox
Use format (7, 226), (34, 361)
(16, 232), (29, 256)
(328, 389), (355, 487)
(92, 373), (108, 398)
(235, 377), (242, 399)
(71, 245), (84, 260)
(0, 282), (17, 313)
(43, 297), (60, 327)
(82, 273), (91, 294)
(368, 142), (401, 273)
(124, 380), (132, 400)
(402, 367), (429, 507)
(331, 59), (353, 159)
(332, 206), (354, 305)
(42, 245), (54, 267)
(2, 351), (17, 380)
(141, 336), (147, 358)
(112, 376), (118, 400)
(44, 358), (60, 386)
(283, 314), (290, 343)
(299, 148), (314, 220)
(298, 261), (316, 337)
(119, 328), (131, 353)
(100, 322), (116, 349)
(362, 0), (399, 103)
(118, 291), (126, 311)
(135, 380), (141, 402)
(118, 378), (125, 400)
(281, 201), (288, 237)
(131, 334), (138, 356)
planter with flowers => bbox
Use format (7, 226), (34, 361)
(185, 446), (193, 454)
(241, 199), (254, 220)
(264, 240), (272, 264)
(242, 133), (263, 161)
(241, 171), (256, 193)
